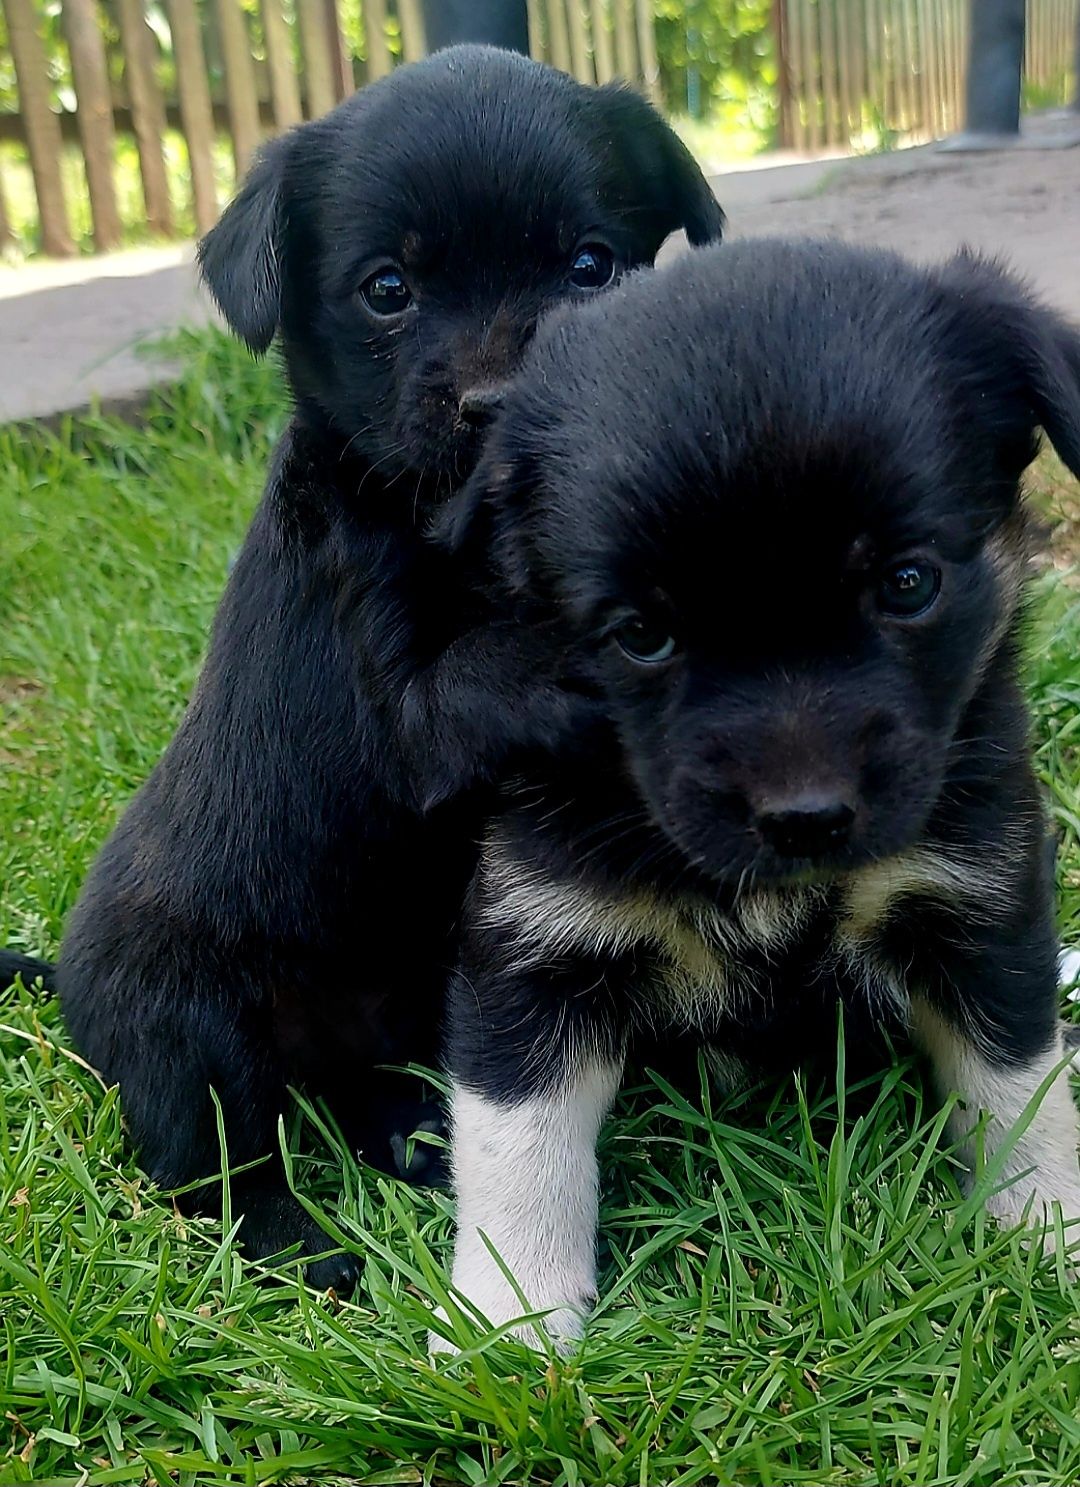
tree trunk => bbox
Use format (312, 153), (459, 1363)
(63, 0), (122, 250)
(421, 0), (529, 49)
(117, 0), (174, 233)
(1, 0), (75, 255)
(963, 0), (1024, 133)
(261, 0), (304, 127)
(168, 0), (219, 233)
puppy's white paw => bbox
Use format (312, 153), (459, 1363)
(1059, 946), (1080, 994)
(428, 1302), (585, 1359)
(428, 1243), (592, 1357)
(983, 1166), (1080, 1252)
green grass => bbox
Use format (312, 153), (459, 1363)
(2, 330), (1080, 1486)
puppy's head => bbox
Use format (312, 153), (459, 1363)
(449, 239), (1080, 886)
(198, 46), (723, 490)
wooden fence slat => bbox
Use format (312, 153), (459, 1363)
(885, 0), (897, 126)
(167, 0), (218, 233)
(943, 0), (955, 126)
(916, 0), (934, 133)
(784, 0), (805, 148)
(1, 0), (75, 255)
(636, 0), (662, 103)
(865, 0), (882, 132)
(774, 0), (792, 143)
(215, 0), (261, 172)
(925, 0), (940, 130)
(397, 0), (426, 63)
(363, 0), (393, 79)
(827, 0), (839, 142)
(325, 0), (353, 100)
(296, 0), (336, 116)
(933, 0), (948, 129)
(261, 0), (304, 126)
(835, 0), (854, 137)
(117, 0), (173, 234)
(900, 0), (919, 131)
(546, 0), (572, 72)
(62, 0), (122, 251)
(613, 0), (638, 81)
(809, 0), (827, 148)
(590, 0), (615, 81)
(0, 153), (13, 250)
(953, 0), (965, 126)
(526, 0), (546, 59)
(851, 0), (868, 133)
(567, 0), (593, 82)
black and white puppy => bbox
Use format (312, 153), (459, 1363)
(434, 238), (1080, 1348)
(44, 47), (724, 1288)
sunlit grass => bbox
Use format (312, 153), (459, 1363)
(1, 330), (1079, 1484)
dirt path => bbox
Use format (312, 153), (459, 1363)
(715, 109), (1080, 317)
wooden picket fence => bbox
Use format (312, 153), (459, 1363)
(0, 0), (1076, 257)
(0, 0), (665, 257)
(527, 0), (662, 100)
(778, 0), (1076, 147)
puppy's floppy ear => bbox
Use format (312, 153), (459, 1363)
(197, 137), (290, 354)
(933, 251), (1080, 480)
(592, 83), (725, 247)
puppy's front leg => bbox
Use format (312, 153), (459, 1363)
(911, 994), (1080, 1235)
(436, 958), (623, 1353)
(398, 621), (597, 811)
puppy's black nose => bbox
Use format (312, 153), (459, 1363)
(757, 793), (855, 858)
(458, 384), (506, 426)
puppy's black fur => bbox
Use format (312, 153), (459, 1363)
(436, 239), (1080, 1342)
(44, 48), (723, 1288)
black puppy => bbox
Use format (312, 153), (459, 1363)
(26, 48), (724, 1288)
(432, 238), (1080, 1348)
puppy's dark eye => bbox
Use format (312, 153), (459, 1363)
(876, 560), (941, 617)
(570, 244), (615, 290)
(613, 614), (677, 664)
(359, 268), (412, 317)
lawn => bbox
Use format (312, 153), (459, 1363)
(2, 330), (1080, 1487)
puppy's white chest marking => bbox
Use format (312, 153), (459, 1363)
(840, 845), (1014, 944)
(480, 837), (817, 1027)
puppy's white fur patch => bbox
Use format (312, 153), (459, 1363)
(435, 1052), (623, 1353)
(1061, 947), (1080, 996)
(910, 997), (1080, 1233)
(479, 832), (820, 1027)
(841, 844), (1016, 942)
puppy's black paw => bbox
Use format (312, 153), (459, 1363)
(238, 1186), (359, 1292)
(388, 1104), (450, 1189)
(302, 1248), (363, 1294)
